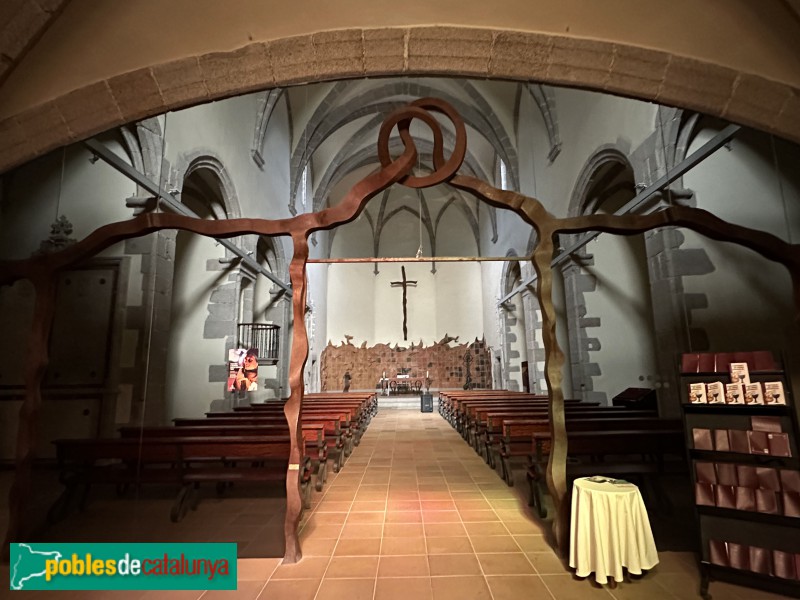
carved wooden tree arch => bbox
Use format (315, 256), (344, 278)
(2, 98), (799, 564)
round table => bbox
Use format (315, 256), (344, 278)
(569, 476), (659, 584)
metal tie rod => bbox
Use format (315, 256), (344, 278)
(498, 123), (740, 306)
(84, 138), (291, 293)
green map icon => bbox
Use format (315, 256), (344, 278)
(10, 544), (63, 590)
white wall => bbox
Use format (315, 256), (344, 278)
(682, 127), (800, 354)
(582, 233), (658, 398)
(0, 139), (134, 260)
(325, 200), (485, 348)
(165, 233), (229, 419)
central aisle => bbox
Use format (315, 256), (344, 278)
(254, 408), (704, 600)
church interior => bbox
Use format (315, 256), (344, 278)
(1, 2), (800, 599)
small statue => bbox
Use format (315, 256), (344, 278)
(343, 371), (352, 392)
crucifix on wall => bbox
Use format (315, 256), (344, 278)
(390, 266), (417, 341)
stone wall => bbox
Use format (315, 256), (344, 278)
(320, 336), (491, 391)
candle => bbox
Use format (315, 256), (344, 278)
(426, 371), (429, 378)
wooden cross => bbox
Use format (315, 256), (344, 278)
(390, 266), (417, 341)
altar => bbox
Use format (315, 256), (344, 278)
(379, 374), (430, 395)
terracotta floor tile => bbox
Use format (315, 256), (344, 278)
(423, 522), (467, 537)
(346, 511), (385, 524)
(652, 552), (698, 574)
(351, 500), (387, 512)
(385, 510), (422, 523)
(314, 500), (353, 512)
(378, 554), (430, 577)
(299, 523), (343, 539)
(355, 491), (388, 502)
(527, 551), (568, 574)
(325, 556), (380, 578)
(201, 580), (266, 599)
(383, 522), (425, 537)
(457, 509), (500, 522)
(308, 512), (348, 525)
(360, 483), (390, 491)
(418, 491), (453, 501)
(430, 575), (492, 600)
(463, 521), (509, 536)
(299, 537), (338, 556)
(420, 498), (456, 511)
(486, 575), (554, 600)
(340, 522), (384, 539)
(315, 577), (375, 600)
(333, 537), (382, 556)
(453, 498), (492, 510)
(503, 519), (546, 535)
(387, 490), (419, 500)
(424, 536), (474, 555)
(381, 536), (427, 555)
(487, 498), (527, 510)
(257, 578), (320, 600)
(478, 552), (536, 575)
(469, 535), (521, 553)
(428, 553), (483, 576)
(421, 510), (461, 523)
(375, 576), (433, 600)
(540, 574), (615, 600)
(270, 556), (330, 580)
(387, 499), (421, 511)
(513, 534), (554, 552)
(41, 409), (762, 600)
(237, 558), (280, 581)
(323, 490), (358, 501)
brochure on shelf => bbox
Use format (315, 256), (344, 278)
(729, 362), (751, 385)
(764, 381), (786, 405)
(689, 382), (707, 404)
(744, 382), (764, 405)
(707, 381), (726, 404)
(725, 383), (745, 404)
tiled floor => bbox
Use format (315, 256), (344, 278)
(2, 407), (795, 598)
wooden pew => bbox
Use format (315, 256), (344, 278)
(50, 435), (312, 522)
(482, 407), (656, 469)
(526, 427), (684, 517)
(462, 399), (597, 447)
(195, 412), (351, 472)
(210, 407), (359, 459)
(439, 392), (548, 426)
(120, 423), (328, 492)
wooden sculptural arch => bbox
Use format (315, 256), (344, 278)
(2, 98), (800, 563)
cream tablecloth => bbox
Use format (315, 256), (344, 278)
(569, 476), (659, 584)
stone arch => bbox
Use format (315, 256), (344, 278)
(561, 146), (639, 403)
(2, 26), (800, 176)
(149, 153), (253, 418)
(173, 151), (242, 219)
(251, 88), (286, 168)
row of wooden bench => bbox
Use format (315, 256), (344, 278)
(438, 390), (685, 517)
(49, 392), (377, 524)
